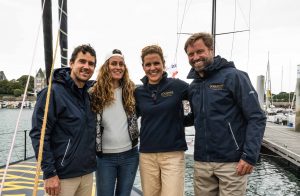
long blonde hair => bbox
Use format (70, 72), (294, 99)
(90, 59), (136, 115)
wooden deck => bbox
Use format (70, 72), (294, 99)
(262, 123), (300, 167)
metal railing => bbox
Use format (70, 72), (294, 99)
(0, 130), (34, 168)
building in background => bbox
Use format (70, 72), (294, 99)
(34, 68), (46, 94)
(0, 71), (7, 81)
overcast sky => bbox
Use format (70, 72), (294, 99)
(1, 0), (300, 94)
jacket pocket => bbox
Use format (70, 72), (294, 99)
(60, 139), (71, 166)
(227, 122), (240, 151)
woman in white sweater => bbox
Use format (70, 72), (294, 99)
(90, 49), (139, 196)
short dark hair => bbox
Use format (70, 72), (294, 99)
(70, 44), (97, 65)
(184, 32), (214, 53)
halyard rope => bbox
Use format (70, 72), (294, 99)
(32, 0), (65, 195)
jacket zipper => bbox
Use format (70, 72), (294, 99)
(61, 139), (71, 166)
(202, 82), (209, 160)
(228, 122), (240, 150)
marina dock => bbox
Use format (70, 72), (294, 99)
(262, 123), (300, 169)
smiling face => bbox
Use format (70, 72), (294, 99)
(108, 56), (126, 86)
(69, 51), (96, 88)
(186, 39), (214, 75)
(142, 53), (165, 84)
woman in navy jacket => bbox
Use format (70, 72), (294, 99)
(135, 45), (189, 196)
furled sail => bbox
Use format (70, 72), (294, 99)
(41, 0), (53, 84)
(58, 0), (68, 68)
(41, 0), (68, 84)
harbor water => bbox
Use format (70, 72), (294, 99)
(1, 109), (300, 195)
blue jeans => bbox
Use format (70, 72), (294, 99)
(96, 147), (139, 196)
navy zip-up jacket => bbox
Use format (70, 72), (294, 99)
(135, 72), (189, 153)
(187, 56), (266, 165)
(30, 68), (96, 179)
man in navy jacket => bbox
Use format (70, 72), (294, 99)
(30, 44), (97, 196)
(184, 33), (266, 196)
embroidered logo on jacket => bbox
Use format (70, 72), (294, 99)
(209, 83), (224, 90)
(161, 90), (174, 97)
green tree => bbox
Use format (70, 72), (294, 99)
(0, 76), (35, 95)
(8, 80), (23, 94)
(0, 80), (9, 94)
(272, 92), (295, 102)
(13, 89), (23, 97)
(17, 75), (34, 92)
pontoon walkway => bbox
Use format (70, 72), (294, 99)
(262, 123), (300, 168)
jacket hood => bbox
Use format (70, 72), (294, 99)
(187, 55), (235, 79)
(140, 71), (168, 85)
(53, 67), (71, 84)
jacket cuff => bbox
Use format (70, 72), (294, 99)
(43, 169), (57, 180)
(241, 152), (256, 166)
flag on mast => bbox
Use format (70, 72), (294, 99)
(167, 63), (178, 78)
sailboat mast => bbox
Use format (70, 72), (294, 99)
(41, 0), (53, 84)
(265, 52), (272, 109)
(212, 0), (217, 56)
(280, 65), (283, 93)
(58, 0), (68, 68)
(42, 0), (68, 84)
(296, 65), (300, 132)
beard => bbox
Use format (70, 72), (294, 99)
(190, 56), (213, 73)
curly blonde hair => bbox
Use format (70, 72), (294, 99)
(90, 59), (136, 115)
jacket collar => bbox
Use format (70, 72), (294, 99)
(140, 71), (168, 85)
